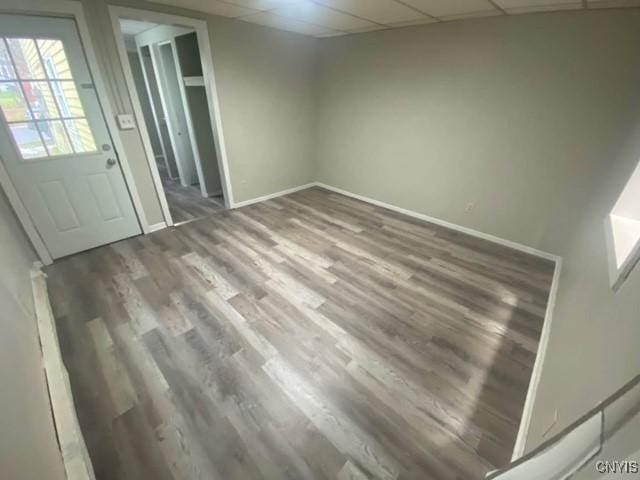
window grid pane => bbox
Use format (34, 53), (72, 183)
(51, 80), (85, 118)
(38, 120), (73, 155)
(22, 81), (60, 120)
(0, 39), (16, 80)
(65, 118), (96, 153)
(0, 36), (98, 159)
(9, 122), (47, 158)
(6, 38), (45, 79)
(36, 39), (72, 80)
(0, 81), (31, 121)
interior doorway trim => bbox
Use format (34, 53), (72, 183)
(109, 13), (173, 227)
(0, 0), (150, 265)
(108, 5), (235, 226)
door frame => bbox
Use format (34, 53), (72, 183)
(0, 0), (149, 265)
(109, 5), (235, 220)
(149, 39), (192, 188)
(166, 37), (211, 197)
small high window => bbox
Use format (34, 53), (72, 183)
(605, 161), (640, 291)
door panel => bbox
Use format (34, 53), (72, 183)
(0, 14), (141, 259)
(153, 42), (197, 187)
(87, 173), (123, 221)
(39, 180), (79, 231)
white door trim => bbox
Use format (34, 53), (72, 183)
(110, 16), (174, 227)
(0, 0), (149, 264)
(108, 5), (235, 209)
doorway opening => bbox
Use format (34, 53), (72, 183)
(117, 17), (228, 225)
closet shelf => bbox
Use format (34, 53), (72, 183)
(183, 76), (204, 87)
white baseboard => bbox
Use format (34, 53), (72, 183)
(510, 258), (562, 460)
(314, 182), (559, 262)
(148, 221), (167, 233)
(310, 181), (562, 461)
(31, 264), (96, 479)
(232, 182), (316, 209)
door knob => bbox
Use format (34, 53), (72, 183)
(106, 158), (117, 167)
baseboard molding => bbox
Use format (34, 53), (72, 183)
(510, 258), (562, 460)
(314, 182), (559, 262)
(232, 182), (316, 209)
(148, 221), (167, 233)
(310, 182), (562, 461)
(31, 264), (95, 479)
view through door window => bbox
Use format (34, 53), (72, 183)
(0, 37), (97, 159)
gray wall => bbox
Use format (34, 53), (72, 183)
(316, 9), (640, 249)
(526, 103), (640, 451)
(314, 9), (640, 455)
(204, 14), (317, 201)
(0, 189), (65, 480)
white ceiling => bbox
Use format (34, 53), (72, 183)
(147, 0), (640, 37)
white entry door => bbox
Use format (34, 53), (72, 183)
(0, 14), (141, 259)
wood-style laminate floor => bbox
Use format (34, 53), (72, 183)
(161, 167), (223, 224)
(46, 187), (554, 480)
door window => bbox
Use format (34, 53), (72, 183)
(0, 37), (97, 159)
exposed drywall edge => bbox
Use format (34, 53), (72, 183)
(148, 221), (167, 233)
(312, 182), (563, 462)
(31, 264), (95, 480)
(232, 182), (317, 208)
(314, 182), (561, 261)
(511, 257), (563, 460)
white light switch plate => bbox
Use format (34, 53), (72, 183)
(116, 113), (136, 130)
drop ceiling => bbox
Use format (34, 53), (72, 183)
(148, 0), (640, 37)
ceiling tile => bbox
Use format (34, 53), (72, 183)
(399, 0), (498, 17)
(148, 0), (257, 17)
(315, 23), (391, 38)
(146, 0), (640, 38)
(316, 30), (350, 38)
(314, 0), (428, 25)
(348, 24), (393, 33)
(440, 9), (503, 20)
(389, 17), (439, 27)
(270, 2), (377, 30)
(588, 0), (640, 7)
(495, 0), (582, 13)
(222, 0), (303, 11)
(240, 11), (339, 35)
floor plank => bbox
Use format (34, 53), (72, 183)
(160, 167), (223, 224)
(46, 187), (554, 480)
